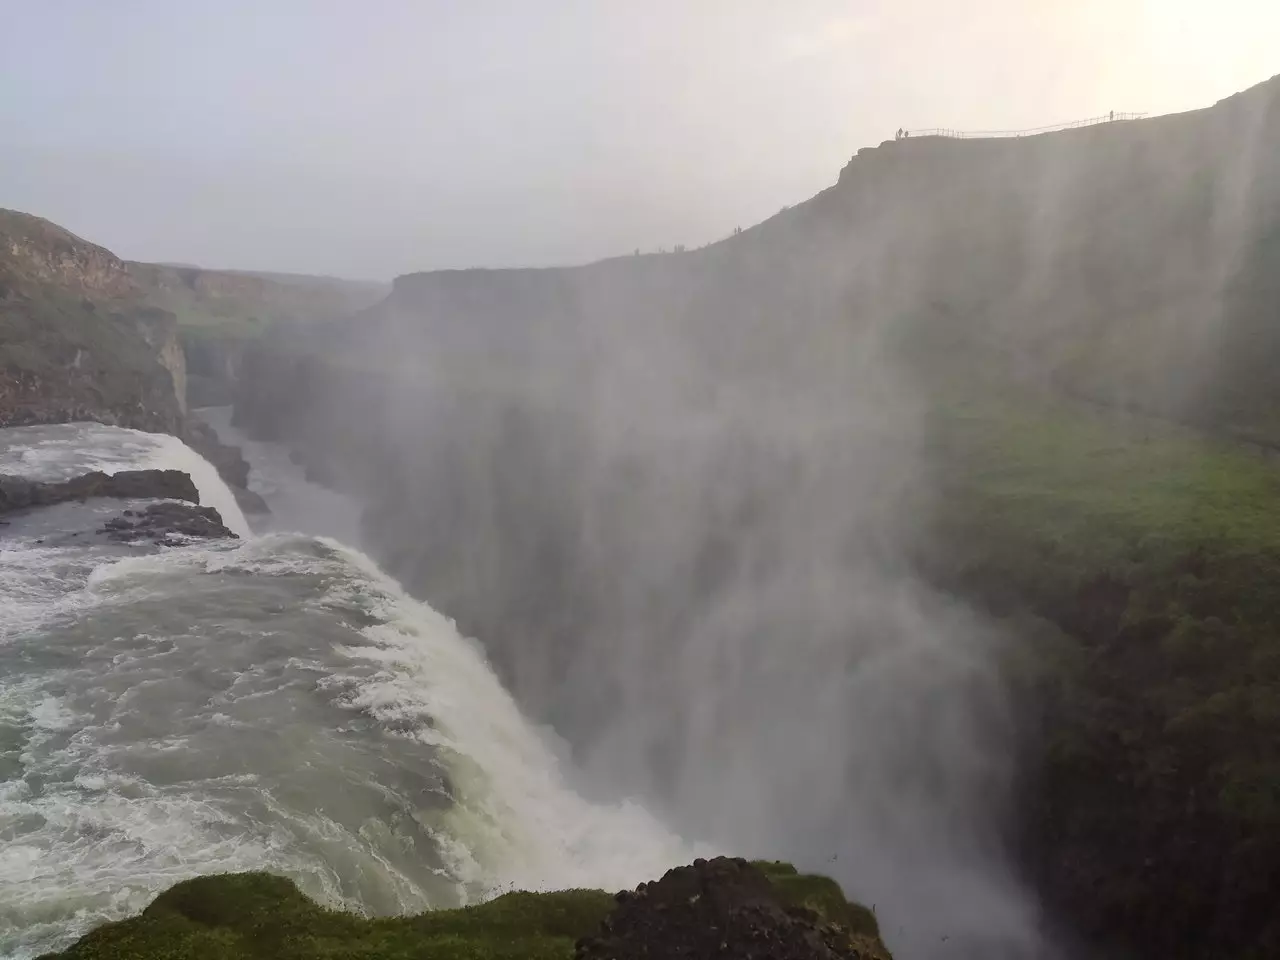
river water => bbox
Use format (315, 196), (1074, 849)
(0, 416), (701, 958)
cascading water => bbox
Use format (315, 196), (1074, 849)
(0, 420), (703, 959)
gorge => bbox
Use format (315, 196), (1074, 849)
(231, 73), (1280, 959)
(2, 71), (1280, 960)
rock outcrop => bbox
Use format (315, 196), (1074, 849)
(0, 469), (199, 515)
(99, 501), (236, 544)
(577, 858), (890, 960)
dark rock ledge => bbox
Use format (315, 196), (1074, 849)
(0, 468), (237, 544)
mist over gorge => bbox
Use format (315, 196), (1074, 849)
(6, 0), (1280, 953)
(229, 75), (1280, 959)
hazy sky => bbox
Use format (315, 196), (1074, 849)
(2, 1), (1276, 278)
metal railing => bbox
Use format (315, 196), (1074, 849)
(900, 112), (1146, 140)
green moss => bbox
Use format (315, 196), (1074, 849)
(769, 872), (881, 941)
(39, 874), (615, 960)
(39, 865), (888, 960)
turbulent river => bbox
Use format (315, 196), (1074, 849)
(0, 413), (702, 958)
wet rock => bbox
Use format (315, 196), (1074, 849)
(99, 500), (236, 545)
(0, 469), (198, 516)
(576, 857), (888, 960)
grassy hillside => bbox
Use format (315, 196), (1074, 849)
(919, 382), (1280, 957)
(38, 862), (889, 960)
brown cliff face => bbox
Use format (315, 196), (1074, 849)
(131, 305), (188, 414)
(0, 289), (185, 434)
(0, 205), (380, 510)
(0, 209), (136, 299)
(0, 208), (186, 432)
(0, 217), (201, 466)
(130, 260), (386, 412)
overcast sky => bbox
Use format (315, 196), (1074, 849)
(1, 1), (1276, 279)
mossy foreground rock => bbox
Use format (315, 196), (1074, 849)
(38, 859), (890, 960)
(577, 858), (889, 960)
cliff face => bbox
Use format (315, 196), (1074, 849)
(0, 209), (136, 299)
(0, 206), (379, 508)
(0, 209), (185, 433)
(129, 260), (387, 410)
(131, 305), (188, 414)
(0, 291), (185, 434)
(233, 74), (1280, 959)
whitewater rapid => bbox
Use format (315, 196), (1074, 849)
(0, 420), (702, 958)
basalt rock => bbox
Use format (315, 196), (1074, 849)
(0, 469), (198, 516)
(100, 501), (236, 545)
(576, 858), (891, 960)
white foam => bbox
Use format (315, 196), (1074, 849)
(82, 533), (709, 895)
(314, 539), (713, 898)
(136, 432), (250, 537)
(0, 525), (701, 956)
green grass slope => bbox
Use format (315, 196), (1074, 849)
(38, 864), (890, 960)
(919, 383), (1280, 957)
